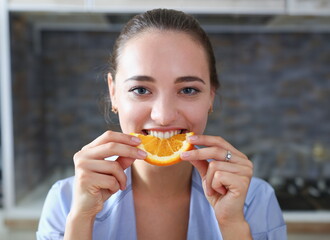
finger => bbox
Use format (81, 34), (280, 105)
(189, 160), (209, 178)
(76, 172), (121, 195)
(96, 175), (121, 194)
(76, 142), (147, 161)
(116, 157), (136, 170)
(82, 131), (141, 150)
(75, 160), (128, 190)
(205, 161), (217, 197)
(211, 171), (251, 198)
(208, 160), (253, 177)
(205, 161), (235, 197)
(181, 147), (253, 168)
(211, 171), (228, 195)
(187, 135), (247, 159)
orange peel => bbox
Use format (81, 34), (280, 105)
(131, 132), (194, 166)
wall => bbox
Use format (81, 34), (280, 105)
(10, 13), (330, 209)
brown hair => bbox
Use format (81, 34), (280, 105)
(109, 8), (219, 90)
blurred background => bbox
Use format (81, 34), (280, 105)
(1, 0), (330, 239)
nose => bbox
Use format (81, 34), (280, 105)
(150, 95), (178, 126)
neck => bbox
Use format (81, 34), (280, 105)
(131, 160), (193, 198)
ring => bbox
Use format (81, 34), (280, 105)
(225, 150), (232, 161)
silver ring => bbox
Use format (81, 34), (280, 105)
(225, 150), (232, 161)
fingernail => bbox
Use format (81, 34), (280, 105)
(131, 136), (141, 144)
(138, 149), (147, 158)
(181, 151), (190, 159)
(188, 135), (198, 141)
(207, 187), (213, 196)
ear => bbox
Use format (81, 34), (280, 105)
(107, 73), (116, 106)
(209, 87), (216, 107)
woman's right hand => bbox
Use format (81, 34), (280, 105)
(70, 130), (147, 218)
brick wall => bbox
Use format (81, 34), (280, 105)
(10, 14), (330, 209)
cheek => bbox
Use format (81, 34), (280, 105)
(184, 104), (209, 134)
(117, 98), (148, 133)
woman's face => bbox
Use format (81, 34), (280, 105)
(109, 30), (215, 136)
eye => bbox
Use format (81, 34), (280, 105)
(180, 87), (200, 95)
(129, 87), (151, 95)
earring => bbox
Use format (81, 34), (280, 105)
(111, 106), (118, 114)
(208, 106), (213, 114)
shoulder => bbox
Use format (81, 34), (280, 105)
(245, 177), (279, 213)
(49, 176), (75, 209)
(43, 176), (75, 209)
(245, 177), (287, 238)
(37, 169), (135, 240)
(37, 176), (75, 239)
(52, 176), (75, 194)
(246, 177), (275, 204)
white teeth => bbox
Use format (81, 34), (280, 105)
(164, 132), (170, 139)
(146, 130), (183, 139)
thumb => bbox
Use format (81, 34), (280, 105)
(116, 157), (135, 170)
(202, 176), (226, 208)
(190, 160), (208, 179)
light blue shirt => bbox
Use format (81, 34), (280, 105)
(37, 167), (287, 239)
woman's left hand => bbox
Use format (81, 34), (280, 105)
(180, 134), (253, 228)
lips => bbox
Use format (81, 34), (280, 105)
(142, 129), (188, 139)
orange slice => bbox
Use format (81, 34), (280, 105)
(131, 132), (194, 166)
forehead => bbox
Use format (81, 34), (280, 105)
(116, 30), (210, 82)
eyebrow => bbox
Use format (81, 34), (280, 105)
(125, 75), (206, 85)
(175, 76), (206, 85)
(124, 75), (155, 82)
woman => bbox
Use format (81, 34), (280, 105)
(37, 9), (287, 240)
